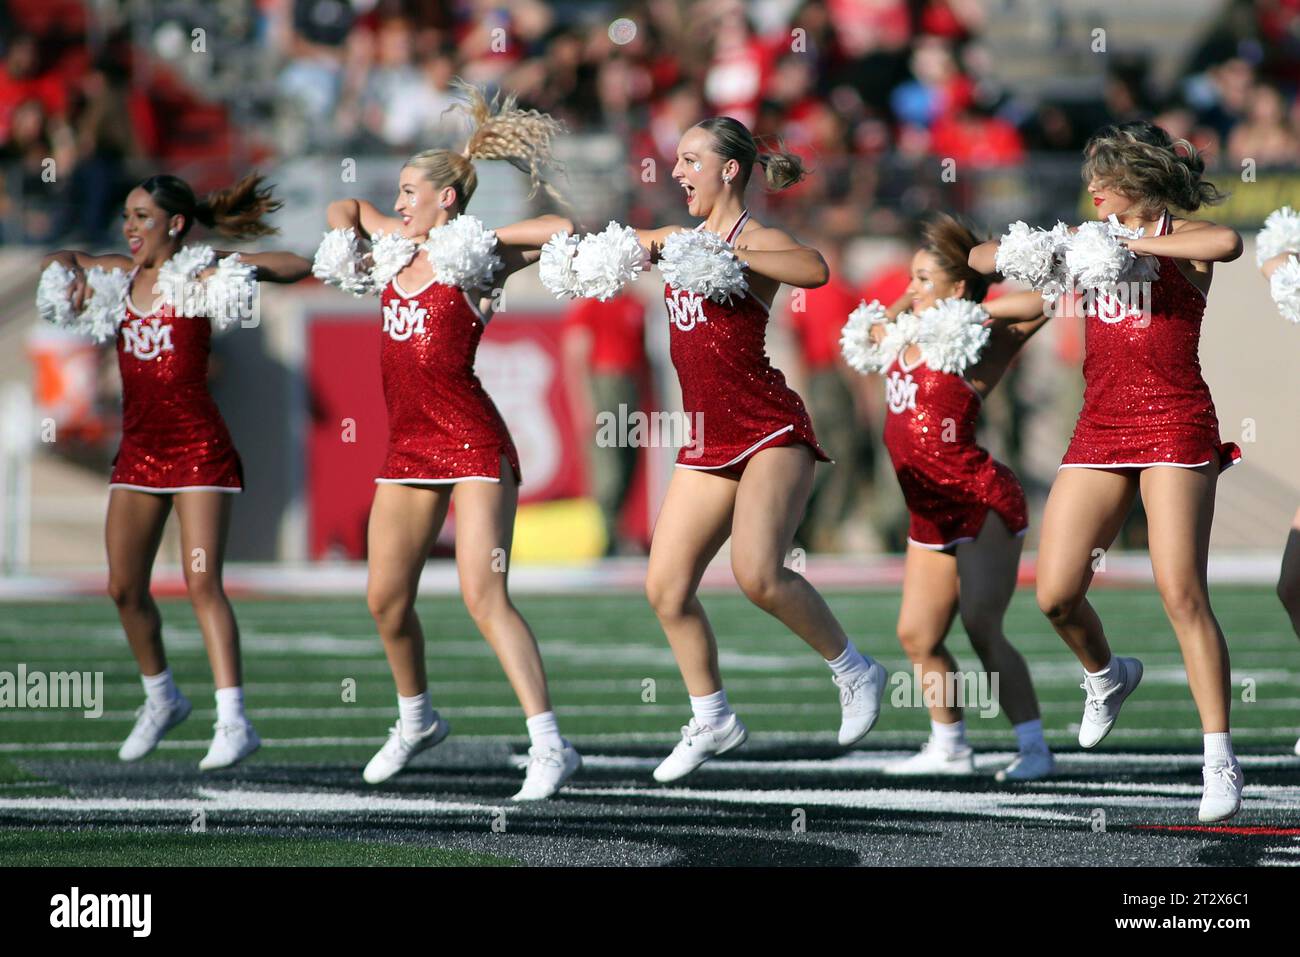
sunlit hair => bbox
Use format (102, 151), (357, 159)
(405, 78), (567, 209)
(139, 172), (282, 239)
(694, 116), (807, 191)
(921, 213), (991, 302)
(1082, 120), (1227, 215)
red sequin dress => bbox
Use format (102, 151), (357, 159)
(376, 273), (520, 485)
(110, 280), (243, 493)
(1061, 211), (1241, 471)
(882, 350), (1027, 550)
(664, 210), (829, 474)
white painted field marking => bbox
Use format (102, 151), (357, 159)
(0, 787), (504, 815)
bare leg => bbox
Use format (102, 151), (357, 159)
(728, 445), (851, 660)
(956, 513), (1040, 726)
(452, 462), (552, 717)
(366, 483), (451, 697)
(895, 543), (961, 724)
(1035, 468), (1139, 671)
(644, 468), (738, 696)
(1141, 465), (1230, 733)
(105, 489), (173, 676)
(174, 492), (241, 688)
(1277, 507), (1300, 639)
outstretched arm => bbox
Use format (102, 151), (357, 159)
(968, 239), (1000, 275)
(326, 198), (405, 239)
(41, 249), (134, 309)
(733, 226), (829, 288)
(495, 214), (576, 278)
(1123, 219), (1243, 264)
(215, 250), (312, 283)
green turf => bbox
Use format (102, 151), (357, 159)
(1, 586), (1296, 865)
(0, 829), (517, 866)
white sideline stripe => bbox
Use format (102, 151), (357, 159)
(0, 788), (504, 815)
(1263, 860), (1300, 867)
(1263, 846), (1300, 854)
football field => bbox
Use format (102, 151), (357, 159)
(2, 585), (1299, 867)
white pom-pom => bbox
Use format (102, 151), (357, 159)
(839, 299), (891, 374)
(995, 221), (1061, 290)
(205, 254), (258, 331)
(1257, 206), (1300, 267)
(659, 228), (748, 303)
(421, 214), (502, 291)
(369, 230), (418, 290)
(157, 244), (215, 316)
(80, 267), (130, 343)
(574, 221), (645, 301)
(879, 312), (923, 366)
(916, 297), (991, 375)
(312, 227), (374, 296)
(1104, 215), (1160, 284)
(1269, 255), (1300, 325)
(1064, 220), (1133, 293)
(36, 261), (78, 329)
(538, 230), (582, 300)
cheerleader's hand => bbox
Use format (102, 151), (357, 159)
(869, 323), (887, 345)
(67, 262), (89, 311)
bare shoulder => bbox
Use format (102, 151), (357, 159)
(1170, 217), (1215, 233)
(736, 221), (804, 251)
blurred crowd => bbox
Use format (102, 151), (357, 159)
(5, 0), (1300, 552)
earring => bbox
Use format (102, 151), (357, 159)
(722, 174), (732, 185)
(168, 228), (177, 237)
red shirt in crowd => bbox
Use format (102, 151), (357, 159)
(785, 273), (862, 372)
(564, 293), (648, 375)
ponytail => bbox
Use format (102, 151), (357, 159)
(695, 117), (808, 191)
(139, 171), (281, 239)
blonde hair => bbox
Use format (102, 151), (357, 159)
(1082, 121), (1227, 215)
(695, 116), (807, 191)
(406, 79), (567, 209)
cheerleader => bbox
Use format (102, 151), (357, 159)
(971, 121), (1246, 821)
(633, 117), (887, 782)
(845, 215), (1054, 781)
(316, 82), (581, 800)
(1257, 207), (1300, 756)
(38, 173), (311, 769)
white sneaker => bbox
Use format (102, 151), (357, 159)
(199, 720), (261, 771)
(118, 693), (192, 761)
(362, 716), (450, 784)
(652, 715), (748, 783)
(835, 661), (888, 746)
(511, 740), (582, 801)
(883, 739), (975, 775)
(1199, 763), (1244, 823)
(995, 747), (1055, 782)
(1078, 656), (1143, 748)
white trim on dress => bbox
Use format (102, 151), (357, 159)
(109, 483), (241, 494)
(675, 424), (795, 471)
(375, 476), (500, 485)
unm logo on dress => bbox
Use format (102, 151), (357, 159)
(886, 370), (918, 414)
(120, 318), (175, 361)
(666, 289), (707, 332)
(383, 299), (428, 341)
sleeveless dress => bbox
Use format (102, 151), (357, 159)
(375, 274), (521, 485)
(110, 275), (243, 493)
(1060, 210), (1241, 471)
(882, 350), (1027, 550)
(663, 210), (828, 476)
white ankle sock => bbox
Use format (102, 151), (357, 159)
(931, 718), (967, 752)
(214, 686), (245, 725)
(141, 668), (178, 709)
(398, 691), (434, 738)
(1084, 657), (1122, 694)
(1204, 731), (1235, 768)
(525, 710), (564, 751)
(690, 690), (733, 730)
(826, 641), (872, 681)
(1013, 718), (1047, 753)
